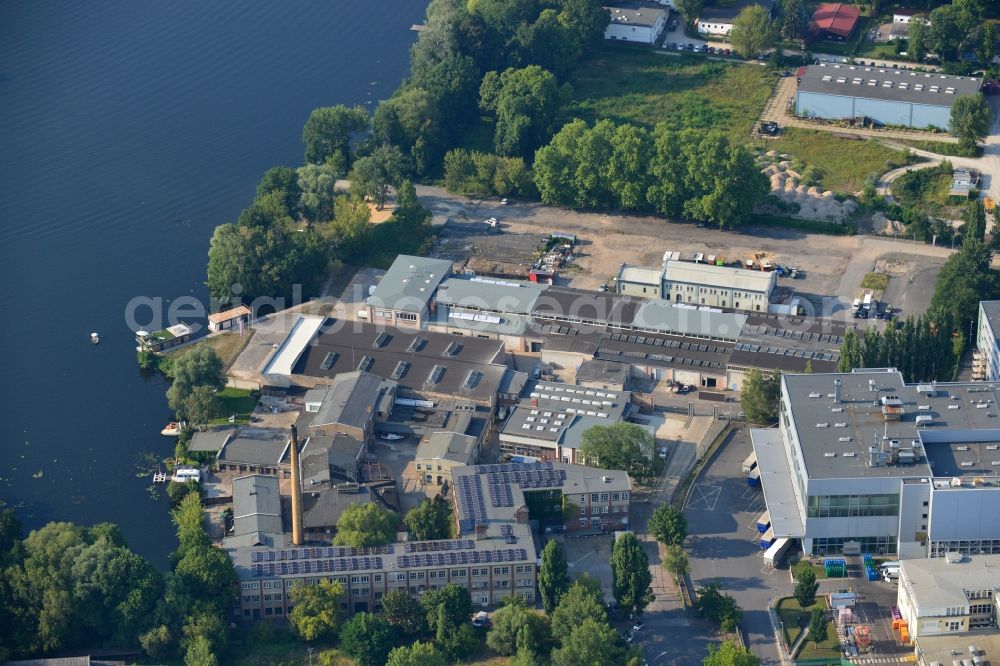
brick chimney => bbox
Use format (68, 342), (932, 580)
(289, 425), (304, 546)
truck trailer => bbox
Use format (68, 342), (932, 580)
(756, 510), (771, 533)
(742, 452), (758, 474)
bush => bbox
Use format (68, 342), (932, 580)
(167, 480), (200, 505)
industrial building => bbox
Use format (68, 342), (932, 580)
(796, 64), (982, 129)
(753, 368), (1000, 559)
(228, 461), (631, 619)
(696, 0), (774, 35)
(615, 257), (778, 312)
(974, 301), (1000, 382)
(898, 553), (1000, 639)
(604, 5), (668, 44)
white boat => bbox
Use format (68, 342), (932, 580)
(161, 422), (181, 437)
(90, 332), (100, 344)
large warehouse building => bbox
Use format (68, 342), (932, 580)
(796, 64), (981, 129)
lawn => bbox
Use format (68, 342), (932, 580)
(165, 330), (253, 370)
(777, 596), (841, 661)
(861, 272), (889, 291)
(763, 127), (912, 193)
(565, 46), (775, 139)
(897, 139), (981, 158)
(776, 597), (811, 647)
(208, 387), (259, 426)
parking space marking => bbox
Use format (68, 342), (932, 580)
(740, 486), (760, 501)
(685, 483), (721, 511)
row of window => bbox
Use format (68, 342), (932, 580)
(806, 493), (900, 518)
(673, 285), (763, 299)
(580, 505), (627, 515)
(809, 535), (898, 555)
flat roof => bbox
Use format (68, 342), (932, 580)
(663, 260), (775, 293)
(576, 359), (630, 385)
(208, 304), (251, 324)
(751, 429), (805, 537)
(367, 255), (453, 312)
(981, 301), (1000, 333)
(595, 329), (732, 372)
(901, 554), (1000, 609)
(798, 64), (981, 107)
(617, 264), (663, 285)
(437, 276), (547, 315)
(915, 632), (1000, 666)
(606, 5), (666, 28)
(632, 301), (747, 341)
(433, 306), (530, 337)
(293, 321), (506, 403)
(416, 431), (478, 464)
(500, 381), (629, 449)
(262, 314), (326, 378)
(189, 428), (235, 452)
(218, 436), (290, 467)
(782, 370), (1000, 480)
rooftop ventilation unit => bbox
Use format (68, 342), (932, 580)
(817, 423), (830, 428)
(957, 446), (969, 451)
(824, 452), (836, 458)
(844, 451), (857, 457)
(838, 436), (852, 442)
(358, 355), (374, 373)
(809, 392), (822, 398)
(834, 423), (847, 428)
(960, 461), (975, 467)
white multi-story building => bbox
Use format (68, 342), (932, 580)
(898, 554), (1000, 639)
(604, 6), (668, 44)
(753, 369), (1000, 560)
(974, 301), (1000, 382)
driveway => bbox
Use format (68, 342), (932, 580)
(683, 429), (786, 665)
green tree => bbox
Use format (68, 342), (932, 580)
(302, 105), (370, 166)
(557, 0), (610, 53)
(256, 166), (302, 217)
(704, 640), (762, 666)
(908, 18), (928, 62)
(486, 597), (551, 656)
(326, 195), (372, 257)
(339, 612), (394, 666)
(551, 618), (629, 666)
(550, 577), (608, 644)
(740, 369), (781, 424)
(393, 179), (431, 228)
(950, 94), (992, 152)
(333, 503), (398, 547)
(675, 0), (704, 24)
(421, 584), (473, 635)
(730, 5), (776, 59)
(663, 544), (690, 578)
(580, 422), (654, 479)
(172, 492), (211, 560)
(538, 539), (570, 613)
(780, 0), (805, 40)
(380, 589), (426, 636)
(964, 200), (987, 241)
(183, 635), (218, 666)
(180, 385), (222, 427)
(648, 504), (688, 547)
(288, 580), (345, 641)
(608, 123), (653, 210)
(165, 347), (225, 416)
(350, 144), (406, 210)
(696, 583), (743, 632)
(480, 65), (570, 158)
(139, 625), (174, 659)
(386, 641), (448, 666)
(794, 565), (818, 607)
(808, 608), (828, 642)
(513, 9), (582, 79)
(931, 238), (999, 333)
(171, 545), (238, 616)
(237, 190), (295, 229)
(611, 532), (653, 617)
(297, 162), (339, 222)
(373, 87), (443, 177)
(839, 328), (861, 372)
(404, 497), (453, 541)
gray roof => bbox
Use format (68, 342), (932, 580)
(432, 305), (531, 337)
(310, 371), (385, 432)
(632, 301), (747, 341)
(781, 370), (1000, 480)
(606, 5), (666, 28)
(367, 255), (453, 312)
(416, 431), (479, 465)
(900, 554), (1000, 610)
(218, 436), (289, 467)
(500, 381), (630, 450)
(231, 474), (283, 538)
(189, 427), (235, 452)
(751, 428), (805, 537)
(301, 484), (377, 530)
(981, 301), (1000, 333)
(798, 64), (981, 107)
(576, 359), (630, 385)
(436, 276), (547, 315)
(664, 260), (774, 294)
(498, 369), (529, 397)
(303, 433), (365, 481)
(595, 329), (732, 372)
(294, 321), (507, 403)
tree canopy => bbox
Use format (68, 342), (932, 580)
(730, 5), (776, 59)
(480, 65), (570, 158)
(380, 589), (426, 636)
(794, 564), (818, 607)
(386, 640), (448, 666)
(610, 532), (653, 617)
(301, 105), (370, 166)
(550, 618), (630, 666)
(704, 640), (761, 666)
(550, 577), (607, 644)
(739, 369), (781, 425)
(486, 597), (551, 656)
(931, 239), (999, 337)
(350, 144), (406, 210)
(950, 94), (991, 151)
(580, 422), (655, 480)
(339, 612), (394, 666)
(696, 583), (743, 632)
(288, 579), (345, 641)
(403, 497), (453, 541)
(648, 504), (687, 547)
(538, 539), (570, 613)
(166, 347), (225, 419)
(333, 503), (398, 547)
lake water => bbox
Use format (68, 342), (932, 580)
(0, 0), (424, 566)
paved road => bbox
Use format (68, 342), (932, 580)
(683, 429), (786, 665)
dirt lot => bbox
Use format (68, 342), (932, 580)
(417, 186), (955, 321)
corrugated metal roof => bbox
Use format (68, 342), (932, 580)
(798, 64), (981, 106)
(367, 255), (453, 312)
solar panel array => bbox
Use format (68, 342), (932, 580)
(456, 475), (488, 532)
(251, 556), (383, 577)
(733, 341), (836, 362)
(396, 548), (528, 569)
(250, 546), (394, 563)
(404, 539), (476, 553)
(475, 462), (554, 474)
(487, 468), (567, 492)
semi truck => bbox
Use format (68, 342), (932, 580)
(742, 452), (758, 474)
(759, 527), (775, 549)
(763, 537), (792, 566)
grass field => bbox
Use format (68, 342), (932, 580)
(208, 387), (258, 427)
(897, 139), (982, 158)
(355, 217), (437, 269)
(861, 272), (889, 291)
(762, 128), (912, 193)
(165, 331), (253, 370)
(777, 596), (840, 661)
(565, 47), (775, 139)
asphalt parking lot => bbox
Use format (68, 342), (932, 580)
(683, 428), (786, 665)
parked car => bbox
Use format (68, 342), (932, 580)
(500, 197), (508, 205)
(379, 432), (406, 441)
(658, 446), (669, 459)
(632, 621), (645, 632)
(685, 43), (694, 50)
(472, 611), (490, 628)
(723, 48), (731, 56)
(760, 121), (780, 136)
(676, 42), (685, 51)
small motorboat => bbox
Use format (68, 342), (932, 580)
(161, 422), (181, 437)
(90, 332), (100, 344)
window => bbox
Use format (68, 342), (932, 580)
(600, 493), (608, 501)
(494, 567), (509, 575)
(397, 573), (406, 581)
(429, 571), (437, 579)
(591, 493), (599, 502)
(455, 569), (467, 577)
(416, 572), (425, 579)
(612, 492), (620, 501)
(374, 574), (382, 583)
(480, 595), (490, 605)
(395, 312), (417, 322)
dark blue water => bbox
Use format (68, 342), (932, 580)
(0, 1), (424, 566)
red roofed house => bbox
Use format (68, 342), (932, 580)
(809, 3), (861, 40)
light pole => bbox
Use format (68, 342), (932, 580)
(308, 647), (314, 666)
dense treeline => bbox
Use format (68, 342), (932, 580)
(838, 309), (959, 382)
(533, 122), (769, 227)
(0, 499), (236, 664)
